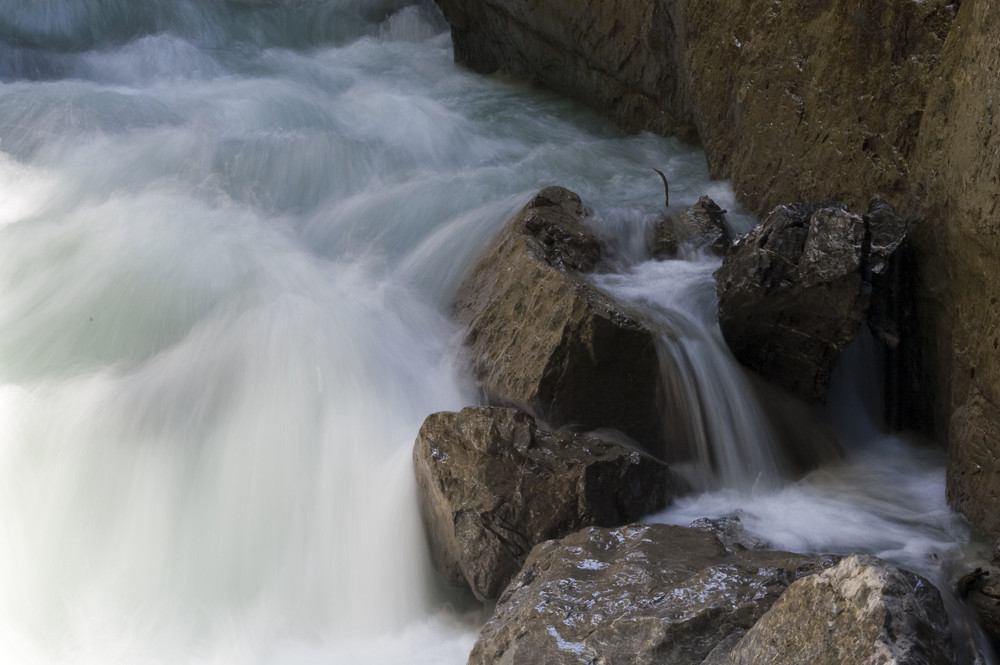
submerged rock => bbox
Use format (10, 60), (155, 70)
(467, 523), (837, 665)
(412, 407), (676, 601)
(453, 186), (668, 454)
(722, 554), (956, 665)
(714, 198), (906, 402)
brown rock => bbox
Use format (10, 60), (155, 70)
(908, 2), (1000, 537)
(467, 523), (838, 665)
(947, 388), (1000, 537)
(961, 565), (1000, 644)
(453, 186), (667, 453)
(723, 554), (956, 665)
(675, 0), (955, 215)
(432, 0), (1000, 538)
(433, 0), (697, 140)
(412, 407), (675, 601)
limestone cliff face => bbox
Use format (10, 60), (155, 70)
(433, 0), (1000, 536)
(909, 2), (1000, 537)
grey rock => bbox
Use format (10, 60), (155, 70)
(676, 195), (730, 255)
(689, 512), (769, 552)
(714, 200), (906, 402)
(412, 407), (676, 601)
(722, 554), (956, 665)
(467, 523), (838, 665)
(453, 187), (668, 454)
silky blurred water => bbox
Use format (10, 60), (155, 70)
(0, 1), (983, 663)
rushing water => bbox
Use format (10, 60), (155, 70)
(0, 1), (990, 663)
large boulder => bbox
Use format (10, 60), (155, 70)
(453, 186), (667, 453)
(721, 554), (956, 665)
(467, 523), (838, 665)
(714, 199), (905, 402)
(412, 407), (676, 601)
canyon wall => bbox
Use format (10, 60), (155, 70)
(433, 0), (1000, 536)
(909, 1), (1000, 536)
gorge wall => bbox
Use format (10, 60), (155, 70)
(432, 0), (1000, 537)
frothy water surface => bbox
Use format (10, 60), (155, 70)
(0, 1), (984, 663)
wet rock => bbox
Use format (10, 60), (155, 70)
(714, 199), (906, 402)
(433, 0), (954, 215)
(910, 3), (1000, 538)
(960, 565), (1000, 644)
(467, 523), (837, 665)
(650, 196), (731, 259)
(675, 195), (730, 255)
(453, 186), (667, 453)
(722, 554), (956, 665)
(650, 212), (679, 259)
(689, 512), (769, 552)
(433, 0), (697, 140)
(412, 407), (676, 601)
(947, 388), (1000, 538)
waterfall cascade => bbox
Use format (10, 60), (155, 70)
(0, 1), (987, 663)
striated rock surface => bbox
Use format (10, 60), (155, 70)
(467, 523), (838, 665)
(433, 0), (697, 140)
(412, 407), (675, 601)
(722, 554), (956, 665)
(674, 0), (955, 214)
(909, 2), (1000, 538)
(453, 186), (667, 453)
(435, 0), (955, 214)
(715, 199), (906, 402)
(961, 564), (1000, 645)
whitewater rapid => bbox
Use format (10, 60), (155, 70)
(0, 1), (987, 663)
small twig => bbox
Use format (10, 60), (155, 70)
(653, 168), (669, 208)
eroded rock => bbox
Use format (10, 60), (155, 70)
(723, 554), (956, 665)
(453, 186), (667, 453)
(412, 407), (675, 601)
(714, 199), (906, 402)
(467, 523), (837, 665)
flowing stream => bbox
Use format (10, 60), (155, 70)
(0, 1), (990, 663)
